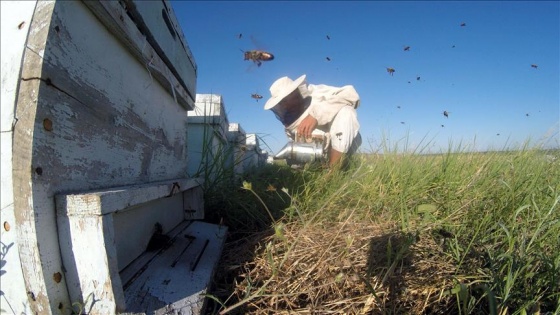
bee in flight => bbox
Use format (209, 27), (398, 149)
(386, 67), (395, 76)
(326, 57), (331, 61)
(460, 22), (466, 27)
(251, 93), (263, 102)
(242, 50), (274, 67)
(443, 110), (450, 118)
(531, 64), (538, 69)
(403, 46), (411, 51)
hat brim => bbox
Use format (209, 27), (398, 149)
(264, 74), (307, 110)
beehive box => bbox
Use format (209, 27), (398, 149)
(1, 1), (225, 314)
(187, 94), (230, 179)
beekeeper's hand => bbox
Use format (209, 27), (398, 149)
(297, 114), (318, 139)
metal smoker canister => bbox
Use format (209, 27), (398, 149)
(273, 141), (325, 165)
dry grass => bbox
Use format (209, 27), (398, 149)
(213, 219), (483, 314)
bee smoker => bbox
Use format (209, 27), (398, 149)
(273, 132), (328, 166)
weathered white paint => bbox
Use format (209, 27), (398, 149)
(126, 0), (197, 100)
(82, 0), (196, 110)
(5, 0), (198, 313)
(1, 1), (44, 314)
(56, 178), (203, 313)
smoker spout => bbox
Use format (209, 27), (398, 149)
(273, 141), (325, 165)
(274, 142), (294, 160)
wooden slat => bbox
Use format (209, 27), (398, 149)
(119, 220), (194, 288)
(82, 0), (195, 110)
(56, 178), (203, 216)
(122, 221), (228, 314)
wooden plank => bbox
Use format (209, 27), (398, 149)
(119, 220), (194, 288)
(122, 221), (228, 315)
(0, 2), (37, 313)
(11, 2), (76, 313)
(112, 193), (186, 271)
(56, 178), (203, 216)
(57, 209), (126, 313)
(56, 179), (205, 313)
(121, 0), (197, 100)
(82, 0), (195, 110)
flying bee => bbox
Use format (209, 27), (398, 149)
(251, 93), (263, 102)
(238, 33), (242, 39)
(326, 35), (331, 40)
(443, 110), (450, 118)
(460, 22), (466, 27)
(386, 67), (395, 76)
(403, 46), (411, 51)
(326, 57), (331, 61)
(242, 50), (274, 67)
(531, 64), (538, 69)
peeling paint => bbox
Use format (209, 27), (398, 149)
(5, 0), (199, 313)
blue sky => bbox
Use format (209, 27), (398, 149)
(171, 1), (559, 155)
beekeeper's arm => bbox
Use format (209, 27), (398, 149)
(307, 84), (360, 126)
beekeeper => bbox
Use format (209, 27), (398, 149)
(264, 74), (361, 168)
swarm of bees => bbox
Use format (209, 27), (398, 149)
(251, 93), (263, 102)
(243, 50), (274, 67)
(386, 67), (395, 76)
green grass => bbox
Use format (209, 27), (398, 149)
(202, 143), (560, 314)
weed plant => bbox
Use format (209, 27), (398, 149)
(202, 140), (559, 314)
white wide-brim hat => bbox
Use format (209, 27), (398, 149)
(264, 74), (307, 110)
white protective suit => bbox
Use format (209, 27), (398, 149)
(286, 83), (362, 154)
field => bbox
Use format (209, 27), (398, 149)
(201, 147), (560, 315)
